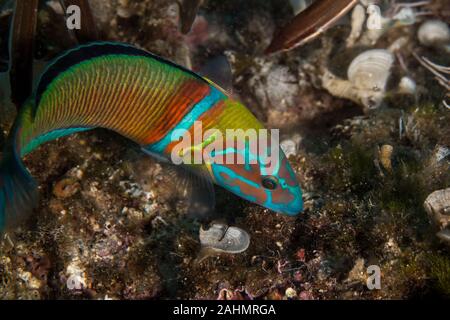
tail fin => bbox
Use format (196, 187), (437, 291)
(0, 146), (38, 232)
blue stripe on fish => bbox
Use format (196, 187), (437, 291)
(143, 86), (225, 154)
(21, 127), (92, 156)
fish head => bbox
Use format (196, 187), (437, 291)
(168, 97), (303, 216)
(206, 127), (303, 216)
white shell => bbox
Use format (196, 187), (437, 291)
(322, 49), (396, 109)
(281, 134), (302, 158)
(418, 20), (450, 47)
(424, 188), (450, 229)
(348, 49), (394, 92)
(346, 4), (366, 47)
(398, 76), (416, 95)
(199, 223), (250, 254)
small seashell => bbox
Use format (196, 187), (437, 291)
(281, 140), (297, 158)
(417, 20), (450, 47)
(348, 49), (394, 92)
(285, 287), (297, 299)
(398, 76), (416, 95)
(348, 49), (394, 109)
(66, 274), (84, 290)
(424, 188), (450, 229)
(379, 144), (393, 172)
(322, 49), (394, 110)
(199, 223), (250, 254)
(281, 134), (302, 158)
(53, 178), (80, 199)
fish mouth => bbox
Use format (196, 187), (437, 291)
(278, 187), (304, 216)
(266, 195), (303, 216)
(281, 198), (304, 216)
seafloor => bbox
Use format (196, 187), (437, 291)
(0, 0), (449, 299)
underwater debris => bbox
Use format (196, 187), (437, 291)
(346, 2), (388, 47)
(53, 177), (81, 199)
(217, 287), (254, 300)
(378, 144), (394, 173)
(322, 49), (394, 110)
(264, 65), (299, 110)
(265, 0), (358, 54)
(17, 268), (42, 290)
(199, 223), (250, 254)
(346, 0), (434, 47)
(116, 0), (135, 19)
(417, 19), (450, 48)
(413, 53), (449, 108)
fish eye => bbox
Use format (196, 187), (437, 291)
(262, 176), (278, 190)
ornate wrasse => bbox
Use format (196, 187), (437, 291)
(0, 42), (303, 231)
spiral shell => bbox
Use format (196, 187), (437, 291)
(417, 20), (450, 47)
(322, 49), (394, 109)
(348, 49), (394, 92)
(424, 188), (450, 229)
(199, 223), (250, 254)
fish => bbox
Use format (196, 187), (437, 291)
(0, 42), (303, 231)
(265, 0), (358, 54)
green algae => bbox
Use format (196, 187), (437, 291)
(428, 254), (450, 297)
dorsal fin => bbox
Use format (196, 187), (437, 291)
(34, 41), (210, 112)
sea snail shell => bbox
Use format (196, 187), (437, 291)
(322, 49), (394, 109)
(199, 223), (250, 254)
(417, 20), (450, 47)
(347, 49), (394, 92)
(424, 188), (450, 229)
